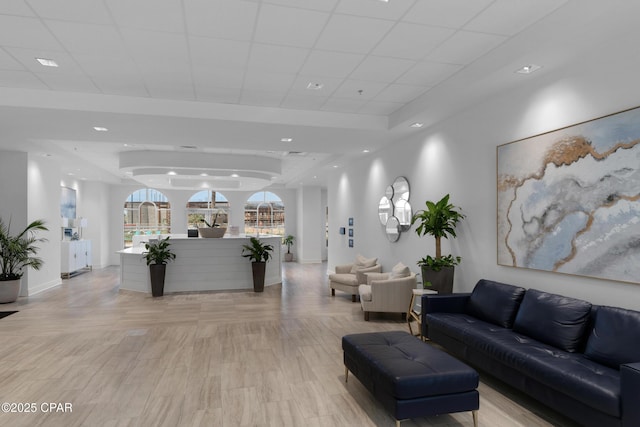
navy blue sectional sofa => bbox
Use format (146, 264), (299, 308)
(421, 279), (640, 427)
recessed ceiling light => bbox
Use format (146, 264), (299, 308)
(307, 82), (324, 90)
(410, 122), (424, 128)
(167, 171), (177, 176)
(67, 172), (74, 176)
(36, 57), (58, 67)
(230, 173), (239, 178)
(333, 165), (339, 168)
(200, 172), (208, 177)
(363, 149), (370, 153)
(515, 64), (542, 74)
(281, 138), (293, 142)
(93, 126), (108, 132)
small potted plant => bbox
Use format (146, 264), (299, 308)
(282, 234), (295, 262)
(411, 194), (465, 294)
(241, 237), (274, 292)
(143, 236), (176, 297)
(198, 210), (226, 238)
(0, 218), (48, 303)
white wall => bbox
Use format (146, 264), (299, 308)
(296, 185), (323, 263)
(328, 57), (640, 311)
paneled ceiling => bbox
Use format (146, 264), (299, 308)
(0, 0), (634, 189)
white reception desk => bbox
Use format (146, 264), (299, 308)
(118, 235), (282, 294)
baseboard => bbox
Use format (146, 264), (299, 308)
(28, 278), (62, 296)
(299, 259), (323, 264)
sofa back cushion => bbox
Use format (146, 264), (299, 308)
(513, 289), (592, 352)
(350, 254), (378, 273)
(466, 279), (526, 328)
(389, 262), (411, 279)
(584, 306), (640, 369)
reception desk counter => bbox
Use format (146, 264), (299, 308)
(118, 235), (282, 294)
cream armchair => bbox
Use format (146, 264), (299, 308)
(358, 263), (416, 321)
(329, 255), (381, 302)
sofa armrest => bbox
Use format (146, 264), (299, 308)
(621, 362), (640, 426)
(335, 264), (353, 274)
(422, 293), (471, 314)
(366, 275), (416, 312)
(356, 264), (382, 284)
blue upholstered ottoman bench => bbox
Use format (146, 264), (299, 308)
(342, 331), (479, 427)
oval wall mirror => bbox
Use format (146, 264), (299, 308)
(378, 196), (393, 226)
(392, 176), (410, 201)
(385, 216), (401, 242)
(394, 198), (412, 231)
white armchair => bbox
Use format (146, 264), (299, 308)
(329, 255), (381, 302)
(358, 263), (416, 321)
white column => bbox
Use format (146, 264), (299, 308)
(296, 185), (323, 263)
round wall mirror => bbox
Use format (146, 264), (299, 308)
(394, 198), (412, 231)
(385, 216), (400, 242)
(392, 176), (410, 201)
(385, 185), (394, 199)
(378, 196), (393, 226)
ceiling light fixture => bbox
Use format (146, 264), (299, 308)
(363, 149), (370, 153)
(281, 138), (293, 142)
(306, 82), (324, 90)
(93, 126), (108, 132)
(36, 57), (58, 67)
(167, 171), (177, 176)
(230, 173), (239, 178)
(200, 172), (208, 176)
(515, 64), (542, 74)
(410, 122), (424, 128)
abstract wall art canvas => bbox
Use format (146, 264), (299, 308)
(497, 106), (640, 284)
(60, 187), (76, 219)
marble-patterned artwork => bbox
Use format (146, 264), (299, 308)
(497, 107), (640, 284)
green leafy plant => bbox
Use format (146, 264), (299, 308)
(143, 236), (176, 266)
(411, 194), (465, 269)
(0, 218), (48, 281)
(282, 235), (295, 254)
(241, 237), (274, 263)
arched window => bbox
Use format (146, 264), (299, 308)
(244, 191), (285, 236)
(186, 190), (230, 229)
(123, 189), (171, 247)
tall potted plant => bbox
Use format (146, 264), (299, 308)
(143, 236), (176, 297)
(241, 237), (274, 292)
(282, 234), (295, 262)
(0, 218), (48, 303)
(411, 194), (465, 294)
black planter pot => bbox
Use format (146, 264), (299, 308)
(149, 263), (166, 297)
(421, 265), (455, 294)
(251, 262), (266, 292)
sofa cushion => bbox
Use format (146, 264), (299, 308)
(584, 306), (640, 369)
(329, 273), (358, 286)
(350, 254), (378, 273)
(390, 262), (411, 279)
(466, 279), (526, 328)
(512, 289), (592, 353)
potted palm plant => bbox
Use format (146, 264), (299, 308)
(241, 237), (274, 292)
(143, 236), (176, 297)
(411, 194), (465, 294)
(0, 218), (48, 303)
(282, 234), (295, 262)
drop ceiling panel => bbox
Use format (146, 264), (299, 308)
(0, 69), (48, 89)
(248, 44), (309, 74)
(90, 75), (148, 97)
(106, 0), (185, 33)
(0, 48), (27, 70)
(193, 67), (245, 90)
(358, 100), (403, 116)
(184, 0), (258, 41)
(397, 61), (463, 86)
(465, 0), (567, 36)
(321, 97), (366, 114)
(0, 0), (34, 16)
(404, 0), (493, 28)
(264, 0), (338, 12)
(280, 94), (328, 110)
(73, 53), (141, 77)
(27, 0), (112, 25)
(254, 4), (329, 48)
(299, 50), (364, 79)
(0, 15), (62, 50)
(336, 0), (415, 20)
(243, 70), (296, 92)
(195, 86), (241, 104)
(349, 56), (416, 83)
(189, 37), (250, 69)
(146, 81), (195, 100)
(372, 23), (455, 60)
(240, 90), (286, 107)
(333, 79), (387, 100)
(427, 30), (507, 65)
(121, 29), (189, 64)
(315, 14), (394, 54)
(374, 83), (429, 103)
(46, 21), (126, 55)
(289, 75), (344, 96)
(7, 48), (83, 74)
(36, 73), (100, 92)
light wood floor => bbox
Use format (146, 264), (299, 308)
(0, 263), (579, 427)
